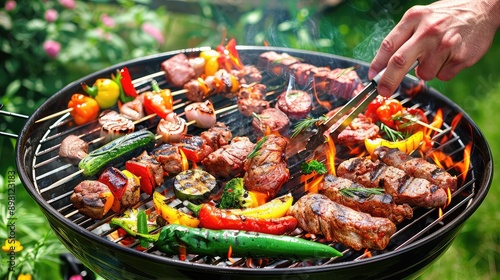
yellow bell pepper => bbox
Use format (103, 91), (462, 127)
(227, 193), (294, 219)
(200, 50), (220, 76)
(153, 192), (200, 228)
(81, 78), (120, 109)
(365, 130), (424, 155)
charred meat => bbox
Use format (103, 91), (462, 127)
(373, 146), (458, 191)
(325, 108), (379, 146)
(71, 180), (113, 220)
(244, 135), (289, 199)
(199, 122), (232, 152)
(288, 193), (396, 251)
(202, 136), (255, 180)
(152, 143), (184, 177)
(59, 135), (88, 165)
(237, 83), (270, 117)
(319, 175), (413, 223)
(337, 157), (448, 208)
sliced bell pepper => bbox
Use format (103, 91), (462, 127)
(81, 78), (120, 109)
(200, 50), (220, 76)
(67, 93), (100, 125)
(228, 193), (294, 219)
(365, 130), (424, 156)
(143, 80), (173, 119)
(186, 202), (297, 235)
(98, 167), (128, 200)
(216, 38), (244, 71)
(152, 192), (200, 228)
(112, 67), (137, 103)
(125, 160), (156, 196)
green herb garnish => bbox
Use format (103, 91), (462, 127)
(291, 115), (328, 138)
(379, 123), (405, 142)
(247, 136), (268, 159)
(301, 160), (327, 175)
(339, 187), (385, 198)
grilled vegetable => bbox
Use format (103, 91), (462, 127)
(112, 67), (138, 102)
(152, 192), (200, 228)
(137, 210), (149, 248)
(143, 80), (173, 119)
(218, 178), (259, 209)
(227, 193), (294, 219)
(173, 169), (219, 203)
(67, 93), (100, 125)
(365, 131), (424, 156)
(109, 209), (157, 237)
(185, 202), (297, 235)
(125, 160), (156, 195)
(81, 78), (120, 109)
(78, 130), (156, 176)
(136, 224), (343, 260)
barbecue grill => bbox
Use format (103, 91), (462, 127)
(15, 46), (492, 279)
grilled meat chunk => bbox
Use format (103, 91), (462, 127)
(288, 193), (396, 250)
(258, 51), (300, 75)
(162, 53), (197, 88)
(71, 180), (113, 220)
(132, 151), (164, 187)
(327, 68), (363, 100)
(153, 143), (183, 177)
(320, 175), (413, 223)
(325, 108), (379, 146)
(237, 84), (270, 117)
(59, 135), (88, 165)
(337, 157), (448, 208)
(252, 108), (290, 137)
(244, 135), (289, 199)
(231, 65), (263, 85)
(275, 90), (312, 120)
(288, 63), (316, 86)
(199, 122), (232, 153)
(202, 136), (255, 179)
(373, 146), (458, 191)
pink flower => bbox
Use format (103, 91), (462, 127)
(43, 40), (61, 58)
(141, 23), (164, 45)
(100, 14), (115, 28)
(5, 0), (16, 11)
(45, 9), (58, 22)
(58, 0), (75, 9)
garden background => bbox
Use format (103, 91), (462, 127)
(0, 0), (498, 279)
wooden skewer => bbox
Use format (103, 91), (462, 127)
(35, 108), (73, 123)
(402, 115), (443, 133)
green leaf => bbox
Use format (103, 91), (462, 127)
(5, 79), (21, 98)
(301, 160), (327, 175)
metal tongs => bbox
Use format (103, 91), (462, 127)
(300, 61), (419, 159)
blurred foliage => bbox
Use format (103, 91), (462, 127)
(1, 0), (498, 279)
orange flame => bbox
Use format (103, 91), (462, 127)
(361, 248), (372, 259)
(312, 79), (332, 110)
(455, 142), (472, 183)
(326, 135), (336, 176)
(227, 245), (235, 263)
(303, 174), (325, 193)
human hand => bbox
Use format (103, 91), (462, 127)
(368, 0), (500, 97)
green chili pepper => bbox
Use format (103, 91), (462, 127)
(109, 209), (156, 237)
(137, 210), (149, 248)
(137, 224), (342, 260)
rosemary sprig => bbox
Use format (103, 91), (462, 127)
(334, 66), (355, 79)
(339, 187), (385, 198)
(247, 136), (268, 159)
(291, 115), (328, 138)
(379, 123), (405, 142)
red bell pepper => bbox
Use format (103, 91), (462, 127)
(143, 80), (173, 119)
(185, 202), (298, 235)
(112, 67), (138, 103)
(216, 38), (244, 71)
(125, 160), (155, 196)
(98, 167), (128, 200)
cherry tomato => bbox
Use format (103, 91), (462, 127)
(365, 95), (387, 123)
(376, 99), (404, 128)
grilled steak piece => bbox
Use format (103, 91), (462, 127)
(311, 67), (332, 92)
(319, 175), (413, 223)
(258, 51), (300, 75)
(200, 122), (232, 152)
(153, 143), (183, 177)
(244, 135), (289, 198)
(59, 135), (88, 164)
(337, 157), (448, 208)
(71, 180), (112, 220)
(252, 108), (290, 137)
(183, 79), (206, 102)
(237, 84), (270, 117)
(288, 193), (396, 250)
(275, 90), (312, 120)
(373, 146), (458, 191)
(327, 68), (362, 100)
(288, 63), (316, 86)
(202, 136), (255, 179)
(231, 65), (263, 85)
(161, 53), (197, 88)
(325, 108), (379, 145)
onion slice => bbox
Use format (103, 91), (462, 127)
(184, 100), (217, 129)
(157, 112), (188, 143)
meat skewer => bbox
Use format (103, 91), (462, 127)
(337, 157), (448, 208)
(288, 193), (397, 251)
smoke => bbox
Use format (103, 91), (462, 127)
(352, 19), (395, 63)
